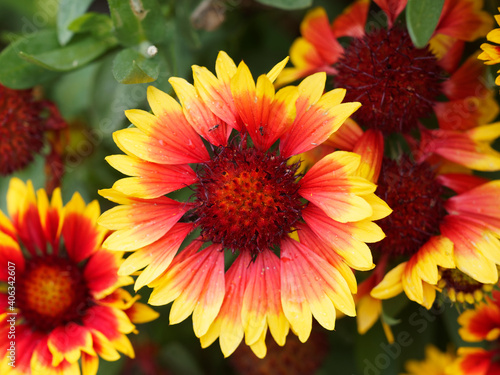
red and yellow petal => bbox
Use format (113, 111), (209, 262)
(83, 250), (121, 299)
(62, 193), (105, 263)
(458, 303), (500, 342)
(47, 325), (95, 367)
(83, 305), (136, 344)
(148, 244), (225, 337)
(352, 129), (384, 183)
(429, 35), (465, 72)
(0, 232), (25, 281)
(302, 204), (383, 270)
(31, 338), (81, 375)
(275, 39), (336, 87)
(419, 126), (500, 171)
(242, 250), (289, 350)
(193, 51), (242, 132)
(332, 0), (369, 38)
(446, 180), (500, 232)
(122, 107), (209, 165)
(280, 83), (361, 157)
(98, 195), (188, 251)
(200, 251), (252, 357)
(121, 222), (193, 290)
(231, 61), (298, 151)
(441, 215), (500, 284)
(300, 7), (344, 66)
(400, 256), (440, 308)
(106, 154), (197, 199)
(144, 85), (210, 157)
(442, 54), (487, 101)
(169, 77), (230, 147)
(281, 238), (355, 342)
(8, 179), (47, 255)
(0, 327), (42, 374)
(82, 353), (99, 375)
(300, 151), (375, 222)
(324, 118), (364, 151)
(435, 0), (493, 42)
(455, 347), (496, 375)
(36, 186), (63, 251)
(413, 236), (455, 286)
(297, 223), (357, 294)
(435, 92), (499, 132)
(124, 301), (160, 324)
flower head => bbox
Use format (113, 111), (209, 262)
(98, 51), (391, 357)
(0, 178), (158, 375)
(371, 158), (500, 309)
(0, 85), (67, 179)
(453, 290), (500, 374)
(277, 1), (497, 168)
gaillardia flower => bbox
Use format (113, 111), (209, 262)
(277, 1), (500, 171)
(0, 178), (158, 374)
(0, 84), (67, 180)
(452, 290), (500, 374)
(300, 124), (500, 337)
(98, 51), (391, 358)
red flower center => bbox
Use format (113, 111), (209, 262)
(372, 156), (446, 257)
(17, 256), (90, 331)
(194, 144), (303, 254)
(334, 26), (443, 135)
(440, 269), (485, 296)
(0, 86), (45, 175)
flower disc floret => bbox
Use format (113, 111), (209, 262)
(373, 156), (446, 257)
(17, 256), (90, 332)
(334, 27), (443, 134)
(195, 144), (303, 254)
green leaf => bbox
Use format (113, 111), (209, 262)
(57, 0), (94, 45)
(406, 0), (445, 48)
(19, 35), (116, 72)
(68, 12), (114, 38)
(112, 48), (160, 84)
(0, 30), (60, 89)
(254, 0), (312, 10)
(107, 0), (167, 46)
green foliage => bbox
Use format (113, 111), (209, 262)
(0, 30), (60, 88)
(57, 0), (94, 45)
(255, 0), (313, 10)
(112, 47), (160, 84)
(107, 0), (167, 46)
(406, 0), (445, 48)
(19, 34), (116, 71)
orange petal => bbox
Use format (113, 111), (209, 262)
(200, 251), (252, 357)
(169, 77), (230, 146)
(242, 250), (289, 347)
(332, 0), (369, 38)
